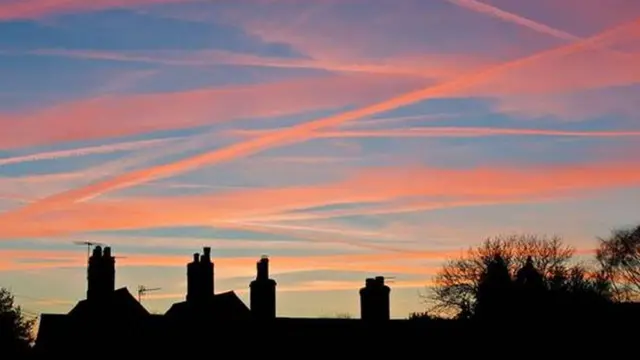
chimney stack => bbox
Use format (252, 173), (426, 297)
(87, 245), (116, 302)
(186, 247), (215, 304)
(250, 255), (277, 320)
(359, 276), (390, 321)
(186, 253), (201, 303)
(200, 247), (214, 301)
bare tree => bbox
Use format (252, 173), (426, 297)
(596, 225), (640, 301)
(426, 234), (606, 317)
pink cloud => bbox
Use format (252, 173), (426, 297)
(2, 15), (637, 223)
(227, 126), (640, 139)
(1, 161), (639, 239)
(26, 48), (485, 80)
(0, 73), (427, 150)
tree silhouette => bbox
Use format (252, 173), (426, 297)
(427, 234), (612, 318)
(596, 224), (640, 301)
(474, 254), (514, 320)
(0, 287), (36, 356)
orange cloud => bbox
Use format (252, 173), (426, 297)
(227, 126), (640, 139)
(1, 161), (639, 239)
(0, 248), (445, 277)
(2, 17), (637, 227)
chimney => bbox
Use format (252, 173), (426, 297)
(200, 247), (214, 300)
(359, 276), (390, 321)
(250, 255), (277, 320)
(186, 253), (200, 303)
(257, 255), (269, 280)
(186, 247), (214, 303)
(103, 247), (116, 294)
(87, 246), (116, 302)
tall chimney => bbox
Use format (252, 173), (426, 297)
(87, 246), (102, 301)
(87, 246), (116, 302)
(103, 247), (116, 294)
(186, 253), (200, 303)
(359, 276), (390, 321)
(250, 256), (277, 320)
(200, 247), (214, 300)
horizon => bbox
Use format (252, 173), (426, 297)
(1, 0), (639, 319)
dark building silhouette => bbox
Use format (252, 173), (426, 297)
(87, 245), (115, 301)
(359, 276), (391, 321)
(165, 247), (250, 321)
(186, 247), (214, 303)
(32, 245), (640, 357)
(250, 255), (277, 320)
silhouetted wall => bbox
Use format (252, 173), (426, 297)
(250, 256), (277, 319)
(359, 276), (390, 321)
(186, 247), (214, 303)
(87, 246), (115, 301)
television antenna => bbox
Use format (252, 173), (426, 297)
(137, 285), (161, 303)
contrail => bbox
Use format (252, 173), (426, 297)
(445, 0), (579, 41)
(0, 137), (180, 167)
(3, 17), (638, 220)
(228, 126), (640, 139)
(445, 0), (635, 59)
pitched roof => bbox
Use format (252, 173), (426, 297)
(165, 290), (250, 320)
(68, 287), (149, 318)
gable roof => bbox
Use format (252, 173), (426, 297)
(68, 287), (149, 318)
(165, 290), (250, 320)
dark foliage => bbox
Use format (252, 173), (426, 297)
(427, 234), (613, 318)
(0, 287), (36, 355)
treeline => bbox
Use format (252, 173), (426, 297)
(412, 224), (640, 321)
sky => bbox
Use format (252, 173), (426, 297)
(0, 0), (639, 320)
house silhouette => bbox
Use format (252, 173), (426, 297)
(34, 246), (404, 356)
(33, 246), (640, 357)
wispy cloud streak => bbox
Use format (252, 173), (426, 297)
(0, 137), (181, 167)
(1, 160), (638, 239)
(4, 16), (636, 222)
(0, 0), (192, 20)
(228, 126), (640, 139)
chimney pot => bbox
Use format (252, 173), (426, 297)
(203, 247), (211, 257)
(93, 246), (102, 257)
(257, 257), (269, 279)
(193, 253), (200, 262)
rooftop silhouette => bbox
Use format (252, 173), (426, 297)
(21, 242), (640, 357)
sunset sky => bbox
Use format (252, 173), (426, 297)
(1, 0), (639, 319)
